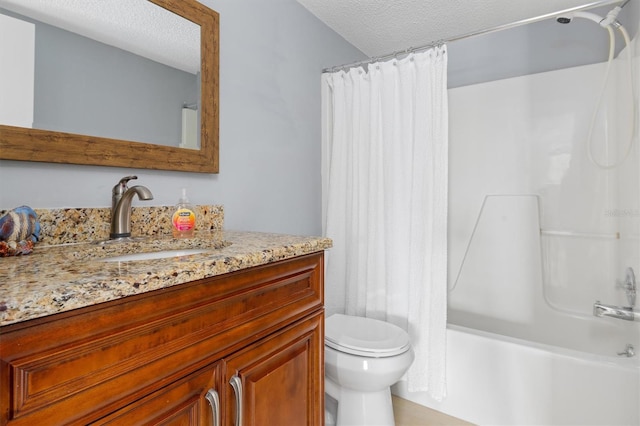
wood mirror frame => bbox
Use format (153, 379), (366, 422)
(0, 0), (219, 173)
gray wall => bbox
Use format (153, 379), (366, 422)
(4, 0), (636, 235)
(0, 0), (366, 236)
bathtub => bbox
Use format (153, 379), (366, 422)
(392, 194), (640, 425)
(393, 321), (640, 426)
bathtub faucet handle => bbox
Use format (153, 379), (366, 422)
(623, 267), (636, 308)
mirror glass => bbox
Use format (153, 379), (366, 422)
(0, 0), (219, 173)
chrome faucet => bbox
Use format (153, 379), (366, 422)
(593, 267), (639, 322)
(110, 176), (153, 239)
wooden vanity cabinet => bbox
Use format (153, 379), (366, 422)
(0, 253), (325, 426)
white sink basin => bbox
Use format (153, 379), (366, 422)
(102, 249), (210, 262)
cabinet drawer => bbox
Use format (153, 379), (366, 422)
(0, 253), (323, 425)
(91, 364), (220, 425)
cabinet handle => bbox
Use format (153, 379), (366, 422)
(230, 375), (243, 426)
(205, 388), (220, 426)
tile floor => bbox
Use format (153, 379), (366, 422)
(392, 396), (474, 426)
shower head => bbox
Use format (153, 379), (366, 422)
(556, 11), (607, 26)
(556, 4), (625, 28)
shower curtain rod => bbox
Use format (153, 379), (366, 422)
(322, 0), (621, 73)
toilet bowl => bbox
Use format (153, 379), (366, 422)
(324, 314), (415, 426)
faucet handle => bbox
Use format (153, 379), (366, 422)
(615, 268), (636, 308)
(113, 175), (138, 196)
(625, 267), (636, 307)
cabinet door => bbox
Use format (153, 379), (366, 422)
(93, 363), (221, 426)
(223, 312), (324, 426)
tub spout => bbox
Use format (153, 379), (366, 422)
(593, 301), (639, 322)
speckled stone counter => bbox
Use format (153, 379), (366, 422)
(0, 230), (332, 326)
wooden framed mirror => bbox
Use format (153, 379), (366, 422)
(0, 0), (219, 173)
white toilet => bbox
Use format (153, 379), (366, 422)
(324, 313), (415, 426)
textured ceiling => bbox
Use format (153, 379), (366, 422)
(296, 0), (621, 58)
(0, 0), (200, 74)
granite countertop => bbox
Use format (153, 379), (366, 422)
(0, 230), (332, 326)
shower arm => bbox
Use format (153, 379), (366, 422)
(556, 5), (638, 170)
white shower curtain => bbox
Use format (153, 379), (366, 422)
(321, 46), (449, 400)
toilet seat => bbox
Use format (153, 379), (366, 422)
(325, 314), (411, 358)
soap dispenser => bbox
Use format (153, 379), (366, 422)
(172, 188), (197, 238)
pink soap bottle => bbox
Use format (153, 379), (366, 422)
(172, 188), (197, 238)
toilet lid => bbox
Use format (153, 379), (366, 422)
(325, 314), (411, 358)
